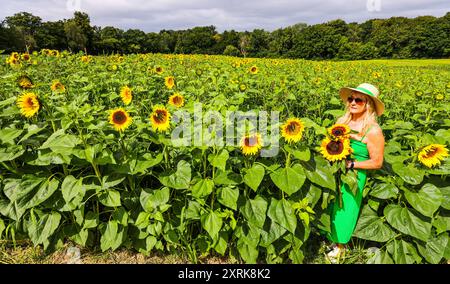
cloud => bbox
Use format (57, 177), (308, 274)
(0, 0), (448, 32)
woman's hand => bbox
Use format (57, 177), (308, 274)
(345, 160), (355, 169)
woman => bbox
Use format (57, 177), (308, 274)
(326, 83), (385, 263)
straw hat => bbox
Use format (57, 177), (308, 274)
(339, 83), (385, 116)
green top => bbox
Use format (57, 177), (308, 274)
(349, 125), (373, 161)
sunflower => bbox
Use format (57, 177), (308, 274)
(150, 106), (171, 132)
(51, 50), (59, 57)
(81, 55), (91, 63)
(120, 86), (132, 105)
(21, 53), (31, 62)
(281, 118), (305, 143)
(249, 65), (258, 74)
(320, 137), (352, 162)
(435, 93), (444, 101)
(165, 76), (175, 89)
(16, 92), (40, 118)
(51, 81), (65, 92)
(418, 144), (449, 168)
(17, 75), (34, 89)
(168, 93), (184, 108)
(239, 84), (247, 92)
(155, 66), (164, 74)
(240, 133), (263, 156)
(328, 124), (350, 140)
(108, 108), (132, 132)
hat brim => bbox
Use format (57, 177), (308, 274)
(339, 87), (385, 116)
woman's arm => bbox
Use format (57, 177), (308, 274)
(346, 125), (385, 170)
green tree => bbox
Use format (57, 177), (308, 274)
(5, 12), (42, 50)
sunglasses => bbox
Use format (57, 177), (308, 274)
(347, 96), (366, 105)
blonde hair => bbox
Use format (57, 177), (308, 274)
(337, 95), (378, 135)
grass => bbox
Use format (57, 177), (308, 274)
(0, 238), (374, 264)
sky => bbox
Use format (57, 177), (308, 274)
(0, 0), (448, 32)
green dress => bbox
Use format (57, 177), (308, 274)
(327, 128), (371, 244)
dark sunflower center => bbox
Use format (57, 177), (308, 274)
(423, 147), (438, 158)
(168, 78), (173, 84)
(26, 97), (35, 107)
(244, 136), (258, 147)
(332, 127), (345, 136)
(173, 96), (182, 105)
(251, 67), (257, 72)
(287, 122), (300, 135)
(156, 67), (162, 73)
(113, 111), (127, 124)
(154, 110), (167, 123)
(326, 140), (344, 155)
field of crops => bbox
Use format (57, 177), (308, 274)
(0, 51), (449, 264)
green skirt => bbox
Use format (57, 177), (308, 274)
(327, 168), (367, 244)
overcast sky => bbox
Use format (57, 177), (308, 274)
(0, 0), (448, 32)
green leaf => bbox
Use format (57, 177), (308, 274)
(217, 186), (239, 210)
(353, 206), (396, 242)
(39, 129), (81, 154)
(100, 220), (118, 252)
(439, 186), (450, 210)
(191, 178), (214, 198)
(384, 204), (431, 242)
(243, 164), (265, 192)
(392, 163), (424, 185)
(260, 220), (287, 247)
(18, 178), (59, 211)
(370, 182), (399, 199)
(201, 210), (223, 240)
(208, 149), (229, 171)
(403, 184), (443, 217)
(3, 175), (45, 202)
(98, 189), (121, 207)
(0, 218), (5, 238)
(0, 128), (23, 145)
(213, 169), (242, 185)
(28, 211), (61, 246)
(102, 175), (126, 190)
(112, 207), (129, 226)
(159, 160), (191, 189)
(27, 149), (72, 165)
(270, 164), (305, 196)
(18, 124), (46, 143)
(130, 153), (163, 174)
(0, 145), (25, 162)
(304, 158), (336, 190)
(367, 249), (394, 264)
(140, 187), (170, 213)
(284, 145), (311, 161)
(237, 239), (258, 264)
(240, 196), (268, 229)
(267, 198), (297, 234)
(416, 233), (448, 264)
(341, 170), (358, 196)
(387, 239), (422, 264)
(83, 211), (99, 229)
(61, 175), (85, 209)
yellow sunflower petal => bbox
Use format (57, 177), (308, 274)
(281, 118), (305, 143)
(109, 108), (132, 132)
(418, 144), (449, 168)
(320, 137), (352, 162)
(16, 92), (40, 118)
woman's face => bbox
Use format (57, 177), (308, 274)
(347, 91), (368, 115)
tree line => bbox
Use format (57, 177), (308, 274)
(1, 11), (449, 59)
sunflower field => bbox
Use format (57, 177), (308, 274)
(0, 50), (449, 264)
